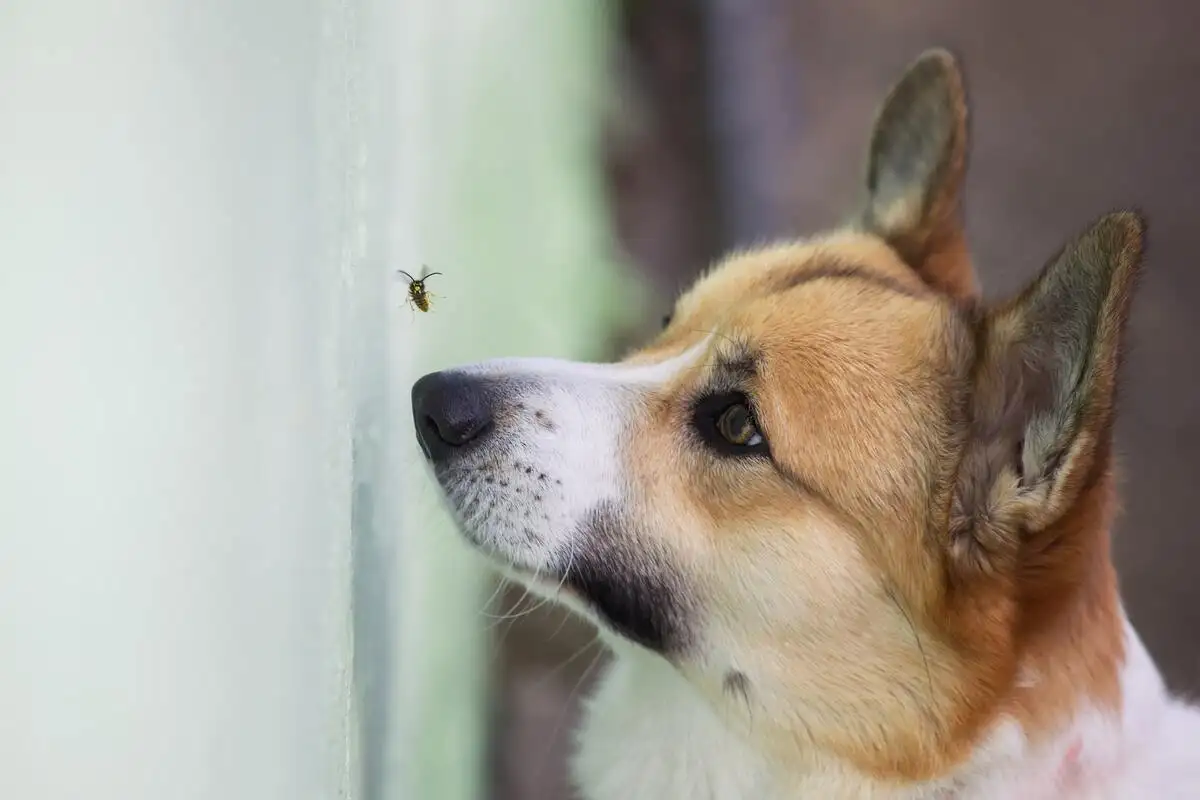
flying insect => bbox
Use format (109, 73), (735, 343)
(397, 267), (442, 313)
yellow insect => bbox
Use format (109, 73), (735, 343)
(397, 267), (443, 313)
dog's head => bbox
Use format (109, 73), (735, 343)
(412, 50), (1144, 781)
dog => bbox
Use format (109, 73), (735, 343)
(411, 49), (1200, 798)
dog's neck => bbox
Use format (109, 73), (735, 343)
(571, 611), (1177, 800)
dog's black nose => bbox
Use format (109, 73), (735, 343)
(412, 371), (494, 461)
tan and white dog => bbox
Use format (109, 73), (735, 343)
(411, 50), (1200, 799)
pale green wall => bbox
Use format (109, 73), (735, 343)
(388, 3), (637, 799)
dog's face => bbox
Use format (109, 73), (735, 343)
(413, 50), (1144, 782)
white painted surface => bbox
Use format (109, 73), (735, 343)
(0, 1), (362, 797)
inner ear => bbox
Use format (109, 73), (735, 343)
(949, 212), (1146, 573)
(857, 49), (977, 302)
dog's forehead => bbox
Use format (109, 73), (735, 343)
(678, 233), (927, 322)
(634, 232), (956, 375)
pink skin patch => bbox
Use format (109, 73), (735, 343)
(1057, 738), (1085, 789)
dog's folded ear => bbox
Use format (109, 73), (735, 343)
(949, 212), (1146, 575)
(857, 49), (978, 303)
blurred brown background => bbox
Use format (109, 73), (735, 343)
(488, 2), (1200, 797)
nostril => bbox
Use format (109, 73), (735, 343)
(467, 419), (492, 443)
(422, 414), (444, 444)
(426, 412), (489, 447)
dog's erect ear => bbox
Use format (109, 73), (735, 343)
(949, 212), (1145, 574)
(858, 49), (977, 302)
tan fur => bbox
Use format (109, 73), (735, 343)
(622, 237), (996, 780)
(611, 50), (1140, 784)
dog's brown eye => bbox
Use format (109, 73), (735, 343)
(716, 403), (762, 447)
(693, 392), (768, 456)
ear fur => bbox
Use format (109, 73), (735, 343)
(949, 212), (1146, 575)
(858, 49), (978, 302)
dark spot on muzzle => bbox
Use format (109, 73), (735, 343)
(565, 503), (692, 654)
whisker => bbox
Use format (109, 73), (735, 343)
(679, 325), (746, 352)
(885, 584), (937, 723)
(530, 632), (602, 691)
(476, 574), (508, 616)
(541, 543), (580, 641)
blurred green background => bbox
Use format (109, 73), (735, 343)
(391, 4), (633, 800)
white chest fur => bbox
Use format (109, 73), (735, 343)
(570, 625), (1200, 799)
(572, 644), (783, 800)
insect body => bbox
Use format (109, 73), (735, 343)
(397, 267), (442, 313)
